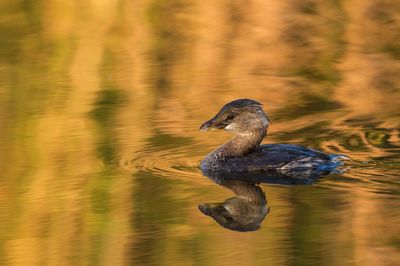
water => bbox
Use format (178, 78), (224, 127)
(1, 0), (400, 265)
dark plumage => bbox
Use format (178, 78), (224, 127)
(199, 99), (346, 175)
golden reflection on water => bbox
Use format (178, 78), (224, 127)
(0, 0), (400, 265)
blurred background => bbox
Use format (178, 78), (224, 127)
(0, 0), (400, 265)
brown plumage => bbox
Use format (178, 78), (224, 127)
(200, 99), (346, 175)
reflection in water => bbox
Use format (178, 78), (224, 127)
(1, 0), (400, 265)
(199, 178), (269, 232)
(199, 167), (334, 232)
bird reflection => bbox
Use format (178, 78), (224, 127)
(199, 178), (269, 232)
(199, 169), (325, 232)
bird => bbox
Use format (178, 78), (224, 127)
(199, 99), (347, 176)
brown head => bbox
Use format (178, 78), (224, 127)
(199, 99), (270, 136)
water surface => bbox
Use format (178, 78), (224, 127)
(1, 0), (400, 265)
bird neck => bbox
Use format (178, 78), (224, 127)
(206, 127), (267, 162)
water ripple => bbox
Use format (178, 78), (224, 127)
(120, 143), (207, 182)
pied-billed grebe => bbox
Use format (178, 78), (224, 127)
(199, 99), (346, 175)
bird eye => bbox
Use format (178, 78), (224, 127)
(226, 114), (235, 121)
